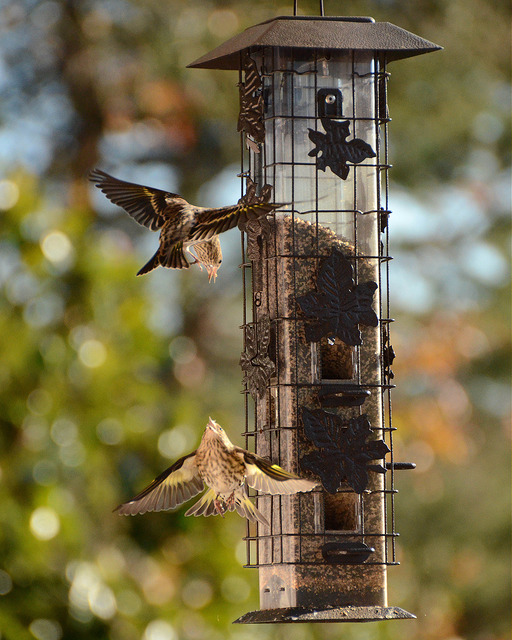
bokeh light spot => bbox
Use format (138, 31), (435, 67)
(28, 618), (62, 640)
(24, 293), (64, 328)
(40, 230), (73, 265)
(67, 561), (118, 620)
(0, 569), (13, 595)
(69, 325), (95, 350)
(88, 583), (117, 620)
(81, 9), (113, 39)
(79, 339), (107, 368)
(181, 579), (213, 610)
(39, 334), (67, 364)
(30, 1), (62, 29)
(125, 404), (155, 434)
(207, 9), (239, 38)
(472, 110), (504, 144)
(235, 539), (246, 566)
(157, 425), (194, 460)
(59, 441), (86, 467)
(96, 418), (124, 445)
(141, 560), (176, 605)
(27, 388), (53, 416)
(33, 460), (58, 486)
(50, 418), (78, 446)
(173, 356), (206, 388)
(221, 575), (250, 603)
(47, 487), (75, 514)
(143, 619), (177, 640)
(168, 336), (196, 364)
(22, 417), (49, 452)
(404, 439), (435, 473)
(0, 179), (19, 210)
(116, 589), (142, 616)
(30, 507), (60, 541)
(5, 271), (38, 304)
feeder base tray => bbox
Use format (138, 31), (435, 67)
(234, 605), (415, 624)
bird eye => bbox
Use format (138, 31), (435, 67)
(325, 94), (336, 104)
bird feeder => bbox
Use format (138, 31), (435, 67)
(189, 14), (441, 624)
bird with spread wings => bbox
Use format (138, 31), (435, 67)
(115, 418), (317, 527)
(90, 169), (281, 279)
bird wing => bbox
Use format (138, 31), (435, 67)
(192, 201), (282, 241)
(241, 450), (317, 495)
(89, 169), (177, 231)
(114, 452), (203, 515)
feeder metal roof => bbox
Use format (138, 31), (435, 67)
(188, 16), (442, 69)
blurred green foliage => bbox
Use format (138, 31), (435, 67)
(0, 1), (510, 640)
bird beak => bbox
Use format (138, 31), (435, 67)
(206, 265), (219, 283)
(207, 416), (216, 431)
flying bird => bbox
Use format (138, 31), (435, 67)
(89, 169), (281, 278)
(115, 417), (317, 527)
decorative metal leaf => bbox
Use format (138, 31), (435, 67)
(382, 327), (395, 381)
(301, 408), (390, 494)
(308, 117), (376, 180)
(302, 407), (339, 451)
(257, 314), (271, 353)
(240, 316), (275, 400)
(241, 177), (257, 204)
(301, 450), (343, 494)
(237, 55), (265, 146)
(244, 219), (270, 262)
(296, 249), (378, 346)
(241, 322), (257, 365)
(238, 178), (273, 219)
(238, 178), (273, 286)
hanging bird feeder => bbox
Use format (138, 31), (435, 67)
(189, 9), (441, 625)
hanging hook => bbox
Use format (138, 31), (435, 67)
(294, 0), (298, 16)
(320, 0), (325, 16)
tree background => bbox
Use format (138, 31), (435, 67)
(0, 1), (510, 639)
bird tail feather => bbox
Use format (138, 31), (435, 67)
(185, 487), (269, 527)
(235, 493), (269, 527)
(137, 250), (160, 276)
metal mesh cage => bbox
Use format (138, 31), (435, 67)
(238, 47), (407, 616)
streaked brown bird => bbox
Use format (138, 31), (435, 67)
(188, 236), (222, 283)
(89, 169), (281, 278)
(115, 417), (317, 527)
